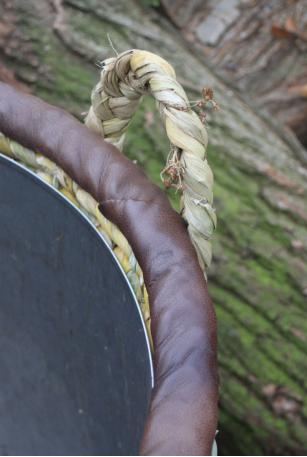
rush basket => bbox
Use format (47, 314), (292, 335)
(0, 50), (218, 456)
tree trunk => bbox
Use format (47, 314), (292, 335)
(0, 0), (307, 454)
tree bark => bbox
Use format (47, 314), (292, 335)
(0, 0), (307, 454)
(162, 0), (307, 147)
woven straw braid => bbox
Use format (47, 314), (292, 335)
(85, 49), (216, 271)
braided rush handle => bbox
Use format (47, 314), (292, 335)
(86, 50), (216, 271)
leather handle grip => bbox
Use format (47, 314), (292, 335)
(0, 82), (218, 456)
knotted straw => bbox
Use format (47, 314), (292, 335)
(0, 49), (216, 346)
(86, 50), (216, 271)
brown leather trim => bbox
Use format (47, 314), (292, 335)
(0, 82), (218, 455)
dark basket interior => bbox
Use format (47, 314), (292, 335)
(0, 155), (152, 456)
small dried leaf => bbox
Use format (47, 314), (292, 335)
(288, 83), (307, 97)
(271, 24), (295, 39)
(272, 17), (307, 42)
(285, 17), (297, 34)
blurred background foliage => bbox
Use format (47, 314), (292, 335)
(0, 0), (306, 454)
